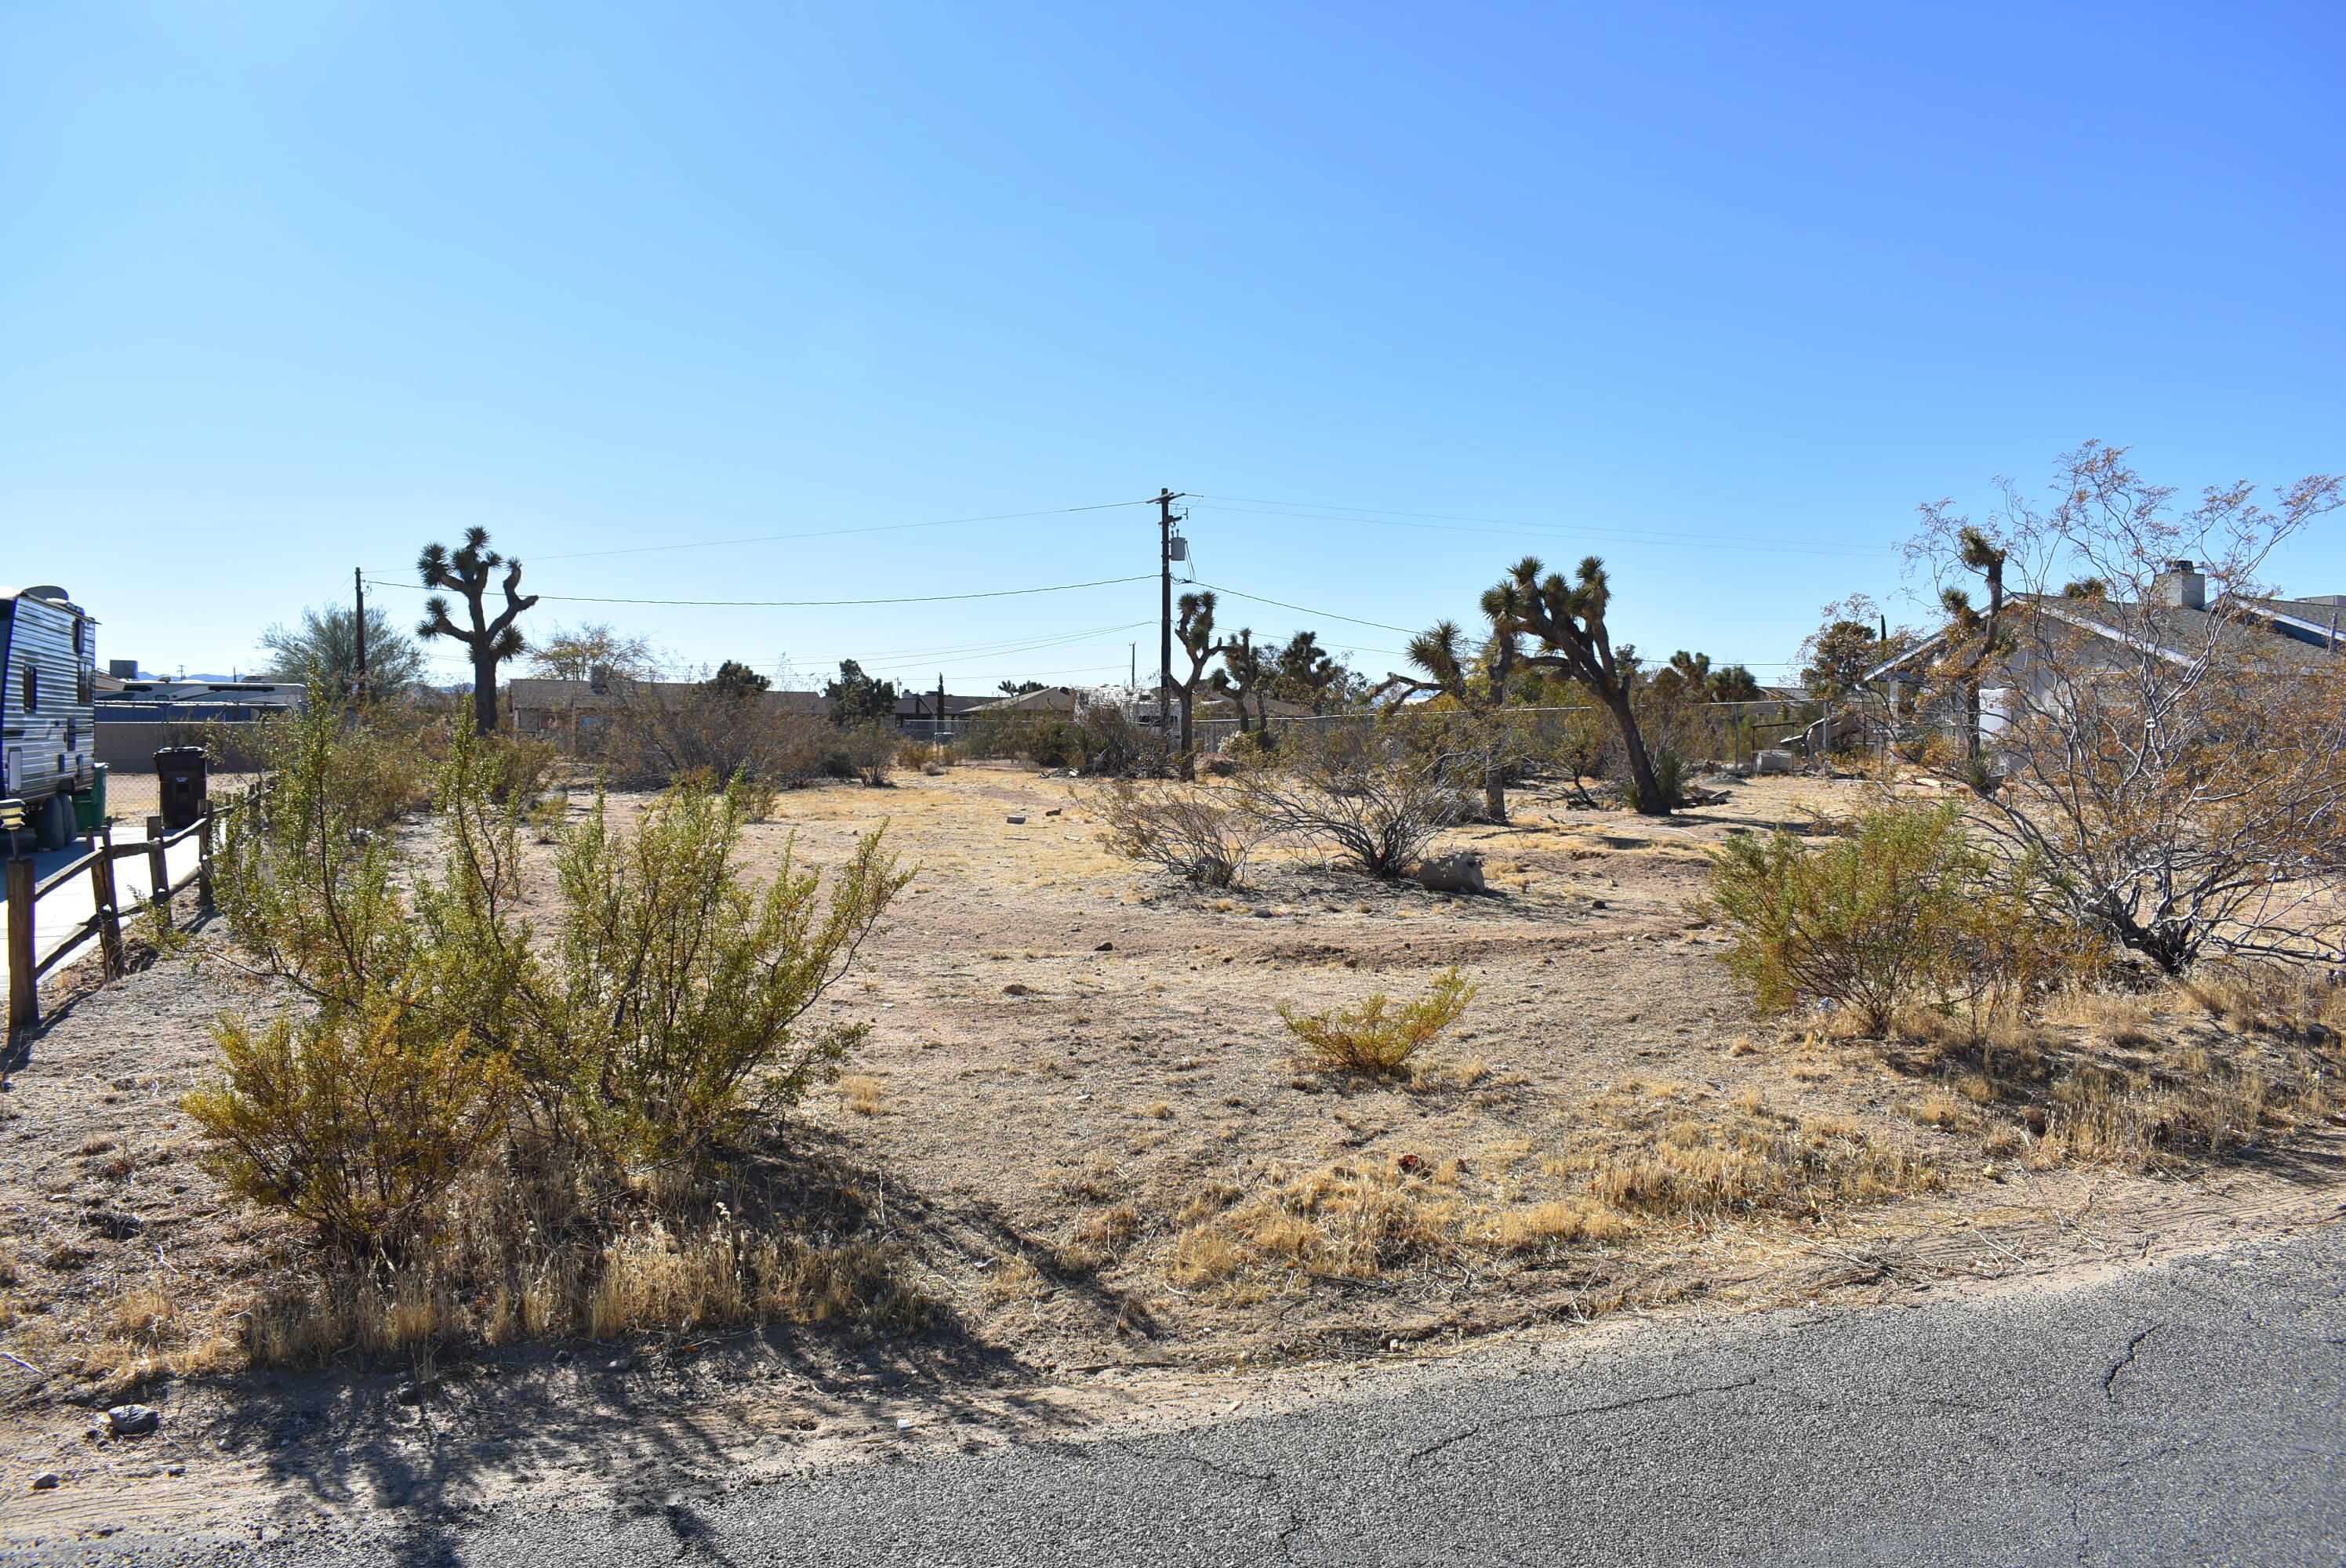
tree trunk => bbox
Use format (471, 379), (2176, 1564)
(472, 656), (500, 735)
(1609, 692), (1670, 815)
(1481, 761), (1507, 825)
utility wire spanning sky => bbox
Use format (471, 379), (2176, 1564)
(5, 2), (2341, 689)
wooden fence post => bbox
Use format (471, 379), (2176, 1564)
(198, 811), (216, 916)
(91, 828), (126, 980)
(145, 815), (169, 927)
(6, 856), (34, 1037)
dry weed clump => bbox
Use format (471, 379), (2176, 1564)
(1157, 1154), (1644, 1292)
(234, 1189), (938, 1366)
(1277, 967), (1477, 1078)
(1487, 1199), (1633, 1251)
(1885, 964), (2346, 1174)
(1581, 1105), (1942, 1219)
(838, 1075), (889, 1116)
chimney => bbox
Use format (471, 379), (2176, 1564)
(2152, 560), (2205, 611)
(589, 663), (612, 695)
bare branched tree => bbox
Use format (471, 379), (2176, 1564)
(1911, 443), (2346, 973)
(1234, 725), (1469, 878)
(525, 622), (657, 684)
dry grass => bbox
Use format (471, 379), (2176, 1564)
(839, 1075), (889, 1116)
(1577, 1098), (1944, 1218)
(236, 1221), (935, 1367)
(1487, 1198), (1634, 1250)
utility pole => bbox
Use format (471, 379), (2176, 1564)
(352, 567), (368, 701)
(1156, 488), (1185, 730)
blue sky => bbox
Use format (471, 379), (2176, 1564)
(5, 1), (2341, 690)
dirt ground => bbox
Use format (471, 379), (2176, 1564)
(3, 764), (2342, 1546)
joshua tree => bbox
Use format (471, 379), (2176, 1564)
(1209, 628), (1273, 735)
(1937, 527), (2010, 775)
(1171, 591), (1218, 764)
(1270, 630), (1349, 713)
(826, 659), (899, 725)
(1504, 556), (1672, 816)
(418, 527), (539, 734)
(1376, 585), (1523, 822)
(705, 660), (772, 702)
(1651, 650), (1763, 705)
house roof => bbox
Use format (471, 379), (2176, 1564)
(892, 692), (995, 717)
(1862, 593), (2346, 684)
(507, 677), (826, 713)
(963, 687), (1081, 715)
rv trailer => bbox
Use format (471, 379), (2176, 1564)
(1, 585), (99, 851)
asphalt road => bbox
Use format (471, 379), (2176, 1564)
(43, 1225), (2346, 1567)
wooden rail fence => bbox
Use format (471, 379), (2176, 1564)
(5, 781), (265, 1040)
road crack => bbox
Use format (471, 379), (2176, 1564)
(2101, 1324), (2162, 1403)
(1404, 1374), (1765, 1465)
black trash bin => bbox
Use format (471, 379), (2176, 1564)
(155, 746), (209, 832)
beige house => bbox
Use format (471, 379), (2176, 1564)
(508, 677), (824, 746)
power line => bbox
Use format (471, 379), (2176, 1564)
(525, 496), (1159, 563)
(364, 574), (1155, 608)
(1189, 581), (1422, 636)
(1186, 495), (1887, 558)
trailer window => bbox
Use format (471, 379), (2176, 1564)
(21, 666), (34, 713)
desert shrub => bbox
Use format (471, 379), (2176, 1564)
(519, 783), (910, 1167)
(1278, 967), (1476, 1076)
(1622, 748), (1687, 814)
(475, 731), (560, 805)
(183, 1005), (513, 1260)
(233, 698), (434, 833)
(1074, 705), (1170, 776)
(1220, 728), (1277, 767)
(1708, 804), (2052, 1035)
(210, 719), (909, 1187)
(962, 712), (1081, 769)
(600, 680), (831, 788)
(1237, 728), (1469, 877)
(214, 703), (418, 1005)
(827, 720), (897, 786)
(1093, 778), (1268, 887)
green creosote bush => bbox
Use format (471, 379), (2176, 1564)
(201, 710), (910, 1254)
(522, 780), (910, 1167)
(183, 1007), (513, 1261)
(1278, 966), (1478, 1077)
(1705, 803), (2087, 1036)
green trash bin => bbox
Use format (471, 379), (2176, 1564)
(74, 764), (107, 835)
